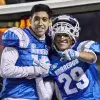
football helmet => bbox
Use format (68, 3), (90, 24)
(51, 15), (80, 43)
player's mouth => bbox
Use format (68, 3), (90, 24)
(59, 40), (68, 44)
(36, 27), (45, 33)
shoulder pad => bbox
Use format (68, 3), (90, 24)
(90, 42), (100, 55)
(2, 27), (30, 48)
(77, 40), (95, 51)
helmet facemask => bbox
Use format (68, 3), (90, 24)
(51, 15), (80, 46)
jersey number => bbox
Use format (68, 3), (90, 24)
(58, 67), (89, 95)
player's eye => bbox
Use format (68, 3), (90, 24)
(34, 16), (40, 21)
(42, 17), (48, 22)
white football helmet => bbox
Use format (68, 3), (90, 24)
(51, 15), (80, 43)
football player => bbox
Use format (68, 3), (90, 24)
(49, 15), (100, 100)
(0, 4), (54, 100)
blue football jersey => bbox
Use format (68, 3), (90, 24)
(1, 27), (51, 99)
(49, 41), (100, 100)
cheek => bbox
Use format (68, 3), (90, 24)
(69, 39), (73, 46)
(31, 19), (37, 25)
(32, 21), (36, 25)
(31, 22), (38, 29)
(54, 40), (60, 48)
(45, 22), (49, 27)
(54, 38), (59, 43)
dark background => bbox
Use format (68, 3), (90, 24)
(72, 11), (100, 42)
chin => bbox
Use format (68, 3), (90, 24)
(59, 48), (66, 51)
(59, 47), (69, 51)
(38, 32), (45, 36)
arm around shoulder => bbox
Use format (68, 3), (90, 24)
(78, 50), (97, 64)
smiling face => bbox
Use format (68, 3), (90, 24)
(54, 33), (73, 51)
(30, 11), (50, 38)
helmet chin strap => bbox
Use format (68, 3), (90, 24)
(53, 45), (64, 56)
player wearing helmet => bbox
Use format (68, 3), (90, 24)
(48, 15), (100, 100)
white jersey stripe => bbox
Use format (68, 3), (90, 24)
(77, 40), (95, 51)
(9, 27), (30, 48)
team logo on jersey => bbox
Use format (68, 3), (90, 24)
(52, 63), (58, 69)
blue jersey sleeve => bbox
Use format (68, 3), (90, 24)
(2, 27), (30, 48)
(76, 40), (100, 55)
(90, 42), (100, 55)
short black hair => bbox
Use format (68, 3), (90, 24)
(30, 4), (53, 18)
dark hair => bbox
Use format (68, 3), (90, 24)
(30, 4), (53, 18)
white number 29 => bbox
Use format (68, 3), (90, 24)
(58, 67), (89, 95)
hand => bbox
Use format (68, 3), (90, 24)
(62, 49), (80, 60)
(26, 67), (43, 79)
(26, 66), (49, 79)
(39, 63), (51, 77)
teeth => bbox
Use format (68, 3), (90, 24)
(63, 41), (67, 43)
(60, 40), (67, 43)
